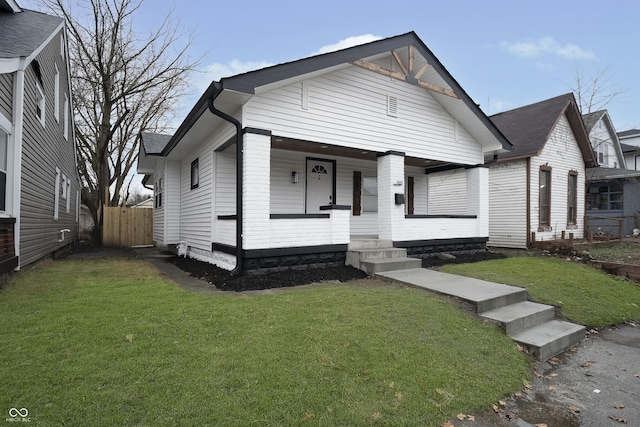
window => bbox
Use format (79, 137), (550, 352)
(63, 93), (69, 141)
(54, 167), (60, 220)
(0, 128), (7, 211)
(539, 167), (551, 228)
(190, 158), (199, 190)
(362, 176), (378, 212)
(154, 177), (163, 208)
(62, 175), (71, 213)
(54, 63), (59, 122)
(586, 182), (623, 211)
(36, 82), (45, 126)
(567, 171), (578, 225)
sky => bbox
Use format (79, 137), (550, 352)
(21, 0), (640, 194)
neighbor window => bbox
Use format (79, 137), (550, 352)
(0, 128), (7, 211)
(190, 158), (199, 190)
(362, 176), (378, 212)
(586, 182), (623, 210)
(567, 171), (577, 225)
(36, 82), (45, 126)
(63, 93), (69, 141)
(54, 63), (59, 122)
(54, 167), (60, 220)
(539, 167), (551, 228)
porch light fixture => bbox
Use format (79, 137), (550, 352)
(291, 171), (299, 184)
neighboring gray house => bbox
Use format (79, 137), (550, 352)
(618, 129), (640, 170)
(582, 110), (625, 168)
(137, 32), (511, 273)
(0, 0), (80, 274)
(488, 94), (597, 249)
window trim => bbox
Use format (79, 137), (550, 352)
(54, 167), (60, 220)
(36, 82), (45, 127)
(154, 177), (163, 209)
(567, 171), (578, 226)
(54, 63), (59, 123)
(538, 166), (552, 230)
(63, 93), (69, 141)
(190, 158), (199, 190)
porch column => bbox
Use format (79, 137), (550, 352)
(243, 129), (271, 249)
(466, 166), (489, 237)
(377, 151), (405, 241)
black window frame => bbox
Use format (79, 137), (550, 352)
(190, 158), (199, 190)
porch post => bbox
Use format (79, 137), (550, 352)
(242, 129), (271, 250)
(377, 151), (405, 241)
(466, 166), (489, 237)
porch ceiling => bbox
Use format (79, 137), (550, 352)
(271, 136), (453, 169)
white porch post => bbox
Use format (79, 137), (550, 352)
(377, 151), (405, 241)
(243, 130), (271, 249)
(466, 166), (489, 237)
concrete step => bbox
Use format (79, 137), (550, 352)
(348, 239), (393, 251)
(346, 248), (408, 267)
(359, 257), (422, 275)
(510, 320), (585, 360)
(378, 269), (528, 313)
(481, 301), (555, 335)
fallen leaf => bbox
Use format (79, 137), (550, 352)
(548, 357), (560, 365)
(492, 404), (500, 413)
(635, 373), (640, 378)
(609, 415), (627, 423)
(581, 360), (594, 367)
(456, 414), (466, 421)
(514, 392), (523, 398)
(549, 372), (558, 377)
(523, 380), (532, 389)
(549, 385), (557, 391)
(372, 412), (382, 421)
(589, 328), (599, 334)
(614, 403), (625, 409)
(125, 334), (135, 342)
(570, 406), (581, 413)
(467, 415), (475, 421)
(616, 366), (627, 371)
(498, 400), (507, 406)
(441, 422), (454, 427)
(534, 372), (543, 378)
(535, 424), (548, 427)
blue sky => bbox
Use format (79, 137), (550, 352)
(129, 0), (640, 131)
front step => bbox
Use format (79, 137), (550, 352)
(359, 257), (422, 275)
(510, 320), (585, 360)
(481, 301), (554, 335)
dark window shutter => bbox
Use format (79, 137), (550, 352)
(407, 176), (414, 215)
(353, 171), (361, 216)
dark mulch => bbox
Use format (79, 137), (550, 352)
(166, 250), (507, 292)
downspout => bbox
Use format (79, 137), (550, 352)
(207, 83), (243, 275)
(526, 157), (531, 248)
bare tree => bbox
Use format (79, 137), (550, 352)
(568, 65), (626, 115)
(41, 0), (198, 242)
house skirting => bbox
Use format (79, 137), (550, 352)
(213, 242), (348, 274)
(394, 237), (488, 258)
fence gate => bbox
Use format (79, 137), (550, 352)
(102, 206), (153, 247)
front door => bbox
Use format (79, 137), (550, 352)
(306, 159), (334, 213)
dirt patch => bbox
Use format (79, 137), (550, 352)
(166, 250), (507, 292)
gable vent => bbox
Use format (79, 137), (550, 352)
(387, 95), (398, 117)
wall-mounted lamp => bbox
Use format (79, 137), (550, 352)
(291, 171), (299, 184)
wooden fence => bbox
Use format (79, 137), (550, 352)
(102, 206), (153, 248)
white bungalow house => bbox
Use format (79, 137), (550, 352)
(488, 94), (597, 249)
(137, 32), (511, 273)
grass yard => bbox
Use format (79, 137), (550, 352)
(0, 258), (530, 426)
(442, 257), (640, 327)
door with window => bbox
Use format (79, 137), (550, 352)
(306, 159), (334, 213)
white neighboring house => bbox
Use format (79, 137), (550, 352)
(582, 110), (625, 169)
(137, 32), (511, 273)
(488, 94), (597, 249)
(618, 129), (640, 170)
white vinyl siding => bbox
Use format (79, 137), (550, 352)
(530, 115), (586, 241)
(427, 169), (467, 215)
(152, 162), (165, 244)
(488, 160), (528, 248)
(243, 65), (483, 165)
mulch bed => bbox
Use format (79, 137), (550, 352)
(166, 250), (507, 292)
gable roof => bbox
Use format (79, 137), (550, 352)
(489, 93), (597, 167)
(582, 110), (605, 134)
(618, 129), (640, 139)
(581, 109), (625, 168)
(161, 31), (511, 157)
(0, 7), (63, 72)
(621, 142), (640, 153)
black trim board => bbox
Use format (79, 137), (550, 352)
(0, 256), (18, 274)
(393, 237), (488, 248)
(270, 214), (330, 219)
(212, 243), (348, 258)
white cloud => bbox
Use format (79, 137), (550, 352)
(312, 34), (382, 55)
(501, 36), (595, 60)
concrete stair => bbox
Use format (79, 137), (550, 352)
(346, 239), (422, 275)
(377, 268), (585, 360)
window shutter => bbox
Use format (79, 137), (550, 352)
(353, 171), (361, 216)
(407, 176), (414, 215)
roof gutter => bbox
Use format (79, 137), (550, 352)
(207, 83), (243, 276)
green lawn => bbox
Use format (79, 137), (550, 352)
(0, 258), (530, 426)
(442, 257), (640, 327)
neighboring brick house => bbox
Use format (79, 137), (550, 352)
(0, 0), (79, 275)
(137, 32), (511, 273)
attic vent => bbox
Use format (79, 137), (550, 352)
(387, 95), (398, 117)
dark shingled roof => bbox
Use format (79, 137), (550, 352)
(618, 129), (640, 139)
(489, 93), (596, 167)
(587, 166), (640, 181)
(582, 110), (606, 134)
(0, 8), (63, 59)
(140, 132), (172, 155)
(621, 142), (640, 153)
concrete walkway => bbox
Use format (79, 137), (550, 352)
(378, 268), (585, 360)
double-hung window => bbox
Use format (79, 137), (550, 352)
(567, 171), (578, 226)
(539, 166), (552, 229)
